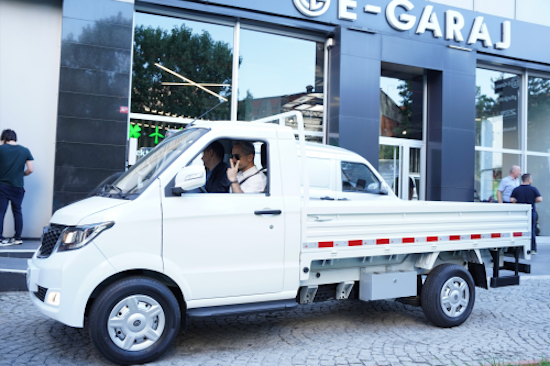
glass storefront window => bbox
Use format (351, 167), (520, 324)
(527, 76), (550, 153)
(131, 13), (234, 128)
(476, 68), (521, 149)
(380, 73), (423, 140)
(475, 151), (520, 202)
(237, 29), (324, 135)
(527, 155), (550, 235)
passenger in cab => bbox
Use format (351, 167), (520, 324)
(226, 141), (266, 193)
(202, 141), (230, 193)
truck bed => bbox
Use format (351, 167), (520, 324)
(300, 200), (531, 279)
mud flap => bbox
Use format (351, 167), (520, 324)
(468, 262), (488, 290)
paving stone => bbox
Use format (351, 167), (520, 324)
(2, 278), (550, 365)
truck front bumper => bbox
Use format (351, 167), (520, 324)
(26, 242), (116, 328)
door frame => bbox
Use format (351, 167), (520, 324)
(378, 72), (428, 201)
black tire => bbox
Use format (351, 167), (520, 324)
(421, 264), (475, 328)
(89, 276), (181, 365)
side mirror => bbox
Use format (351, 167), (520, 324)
(172, 165), (206, 195)
(379, 184), (389, 195)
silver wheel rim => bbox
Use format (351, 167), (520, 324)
(440, 276), (470, 318)
(107, 295), (166, 351)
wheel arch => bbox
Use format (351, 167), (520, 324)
(84, 270), (186, 320)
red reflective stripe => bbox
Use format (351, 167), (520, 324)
(318, 241), (333, 248)
(450, 235), (461, 241)
(349, 240), (362, 246)
(513, 232), (523, 237)
(491, 233), (501, 238)
(471, 234), (481, 239)
(402, 237), (415, 243)
(427, 236), (438, 242)
(376, 239), (390, 245)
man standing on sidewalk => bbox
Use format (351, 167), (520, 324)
(511, 173), (543, 255)
(497, 165), (521, 203)
(0, 129), (34, 246)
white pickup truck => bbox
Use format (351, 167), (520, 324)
(27, 112), (532, 365)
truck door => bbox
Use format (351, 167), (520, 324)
(161, 138), (286, 300)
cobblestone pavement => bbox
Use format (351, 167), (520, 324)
(1, 278), (550, 366)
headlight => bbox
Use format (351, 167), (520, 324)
(56, 222), (114, 252)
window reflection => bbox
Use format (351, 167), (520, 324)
(474, 151), (519, 202)
(527, 76), (550, 153)
(476, 68), (521, 149)
(131, 13), (234, 125)
(380, 65), (424, 140)
(237, 29), (324, 134)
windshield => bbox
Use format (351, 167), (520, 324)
(110, 128), (208, 196)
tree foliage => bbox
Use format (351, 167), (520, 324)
(131, 24), (234, 120)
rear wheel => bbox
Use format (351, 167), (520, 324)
(89, 276), (181, 365)
(421, 264), (475, 328)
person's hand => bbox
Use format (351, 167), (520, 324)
(227, 159), (239, 182)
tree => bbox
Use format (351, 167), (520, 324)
(131, 24), (234, 120)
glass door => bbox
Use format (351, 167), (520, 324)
(379, 139), (424, 200)
(379, 62), (426, 200)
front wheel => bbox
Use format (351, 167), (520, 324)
(89, 276), (181, 365)
(421, 264), (475, 328)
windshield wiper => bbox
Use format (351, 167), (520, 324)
(101, 184), (127, 199)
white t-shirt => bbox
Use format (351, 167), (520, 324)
(233, 166), (267, 193)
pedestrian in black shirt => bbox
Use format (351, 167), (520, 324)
(511, 173), (543, 254)
(0, 129), (34, 246)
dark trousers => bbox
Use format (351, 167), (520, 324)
(0, 184), (25, 240)
(532, 211), (538, 252)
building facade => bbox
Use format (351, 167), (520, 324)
(1, 0), (550, 238)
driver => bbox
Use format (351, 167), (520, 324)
(226, 141), (266, 193)
(201, 141), (230, 193)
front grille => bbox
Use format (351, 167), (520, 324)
(34, 285), (48, 302)
(38, 225), (67, 258)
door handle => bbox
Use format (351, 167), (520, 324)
(254, 210), (282, 215)
(314, 216), (332, 222)
(320, 196), (335, 200)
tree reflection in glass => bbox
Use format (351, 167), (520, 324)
(131, 14), (234, 121)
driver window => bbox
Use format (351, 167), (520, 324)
(199, 139), (268, 194)
(341, 161), (380, 193)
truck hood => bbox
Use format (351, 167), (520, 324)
(51, 196), (130, 226)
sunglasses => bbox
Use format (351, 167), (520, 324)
(231, 153), (250, 160)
